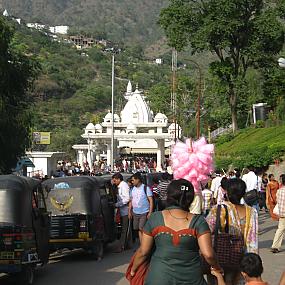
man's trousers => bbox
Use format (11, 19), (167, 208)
(272, 217), (285, 249)
(120, 215), (132, 249)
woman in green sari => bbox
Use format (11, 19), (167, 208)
(130, 179), (221, 285)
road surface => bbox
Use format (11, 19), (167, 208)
(1, 211), (284, 284)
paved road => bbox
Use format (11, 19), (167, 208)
(1, 211), (284, 285)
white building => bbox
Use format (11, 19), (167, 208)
(73, 81), (181, 171)
(27, 23), (46, 30)
(155, 58), (163, 65)
(25, 151), (65, 178)
(2, 9), (21, 24)
(3, 9), (9, 17)
(49, 25), (69, 35)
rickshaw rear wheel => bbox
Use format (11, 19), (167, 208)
(90, 241), (104, 260)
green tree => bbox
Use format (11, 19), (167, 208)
(159, 0), (284, 132)
(0, 18), (39, 173)
(147, 83), (172, 115)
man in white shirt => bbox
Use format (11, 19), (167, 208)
(210, 171), (222, 203)
(112, 173), (131, 252)
(242, 167), (259, 192)
(242, 166), (259, 211)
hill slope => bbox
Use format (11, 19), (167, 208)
(215, 126), (285, 169)
(0, 0), (168, 45)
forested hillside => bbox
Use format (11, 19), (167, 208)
(0, 0), (168, 46)
(9, 19), (177, 158)
(2, 0), (285, 166)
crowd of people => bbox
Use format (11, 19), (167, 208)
(109, 168), (285, 285)
(49, 156), (168, 178)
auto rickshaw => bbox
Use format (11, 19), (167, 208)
(42, 176), (117, 259)
(0, 175), (50, 284)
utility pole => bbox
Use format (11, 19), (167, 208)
(171, 49), (178, 141)
(184, 58), (202, 139)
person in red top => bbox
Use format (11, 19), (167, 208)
(211, 253), (268, 285)
(271, 173), (285, 253)
(266, 174), (279, 221)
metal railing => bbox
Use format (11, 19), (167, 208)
(211, 124), (232, 139)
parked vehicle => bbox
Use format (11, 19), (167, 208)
(42, 176), (117, 259)
(0, 175), (50, 284)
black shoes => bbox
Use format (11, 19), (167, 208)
(270, 248), (280, 253)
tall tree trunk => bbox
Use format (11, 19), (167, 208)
(229, 86), (238, 133)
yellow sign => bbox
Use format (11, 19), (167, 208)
(33, 132), (51, 145)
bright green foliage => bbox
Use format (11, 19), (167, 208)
(159, 0), (285, 132)
(147, 84), (172, 116)
(7, 20), (178, 159)
(215, 125), (285, 168)
(0, 17), (39, 173)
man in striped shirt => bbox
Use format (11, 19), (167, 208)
(157, 172), (171, 210)
(271, 173), (285, 253)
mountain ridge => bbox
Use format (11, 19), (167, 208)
(0, 0), (168, 45)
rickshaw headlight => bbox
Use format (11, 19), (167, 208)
(15, 251), (21, 258)
(3, 238), (13, 246)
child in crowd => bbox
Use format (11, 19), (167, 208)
(202, 182), (213, 216)
(211, 253), (268, 285)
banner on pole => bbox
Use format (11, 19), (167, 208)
(33, 132), (51, 145)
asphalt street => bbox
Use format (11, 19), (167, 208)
(0, 211), (284, 285)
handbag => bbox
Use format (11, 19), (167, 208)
(125, 251), (150, 285)
(201, 205), (245, 273)
(273, 203), (280, 216)
(244, 189), (259, 206)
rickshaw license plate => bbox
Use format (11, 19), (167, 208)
(78, 232), (89, 239)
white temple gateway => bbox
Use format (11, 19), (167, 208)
(72, 81), (181, 171)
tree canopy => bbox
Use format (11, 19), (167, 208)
(159, 0), (285, 132)
(0, 17), (39, 173)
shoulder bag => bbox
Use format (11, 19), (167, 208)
(244, 189), (259, 206)
(273, 203), (280, 216)
(201, 205), (245, 273)
(214, 205), (245, 269)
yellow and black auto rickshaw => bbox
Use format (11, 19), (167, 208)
(42, 176), (117, 259)
(0, 175), (50, 284)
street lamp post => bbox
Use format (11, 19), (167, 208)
(111, 53), (115, 172)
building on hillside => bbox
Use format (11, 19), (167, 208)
(49, 25), (69, 35)
(72, 81), (181, 172)
(2, 9), (21, 24)
(3, 9), (9, 17)
(69, 35), (95, 49)
(27, 23), (46, 31)
(155, 58), (163, 65)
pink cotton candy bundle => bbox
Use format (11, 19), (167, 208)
(171, 137), (214, 193)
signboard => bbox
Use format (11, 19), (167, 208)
(33, 132), (51, 145)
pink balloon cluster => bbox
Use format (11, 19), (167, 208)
(171, 137), (214, 193)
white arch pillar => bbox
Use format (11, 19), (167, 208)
(156, 139), (165, 172)
(77, 150), (84, 167)
(106, 143), (111, 166)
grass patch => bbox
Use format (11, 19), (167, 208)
(214, 126), (285, 169)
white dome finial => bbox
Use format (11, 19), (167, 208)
(127, 80), (132, 93)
